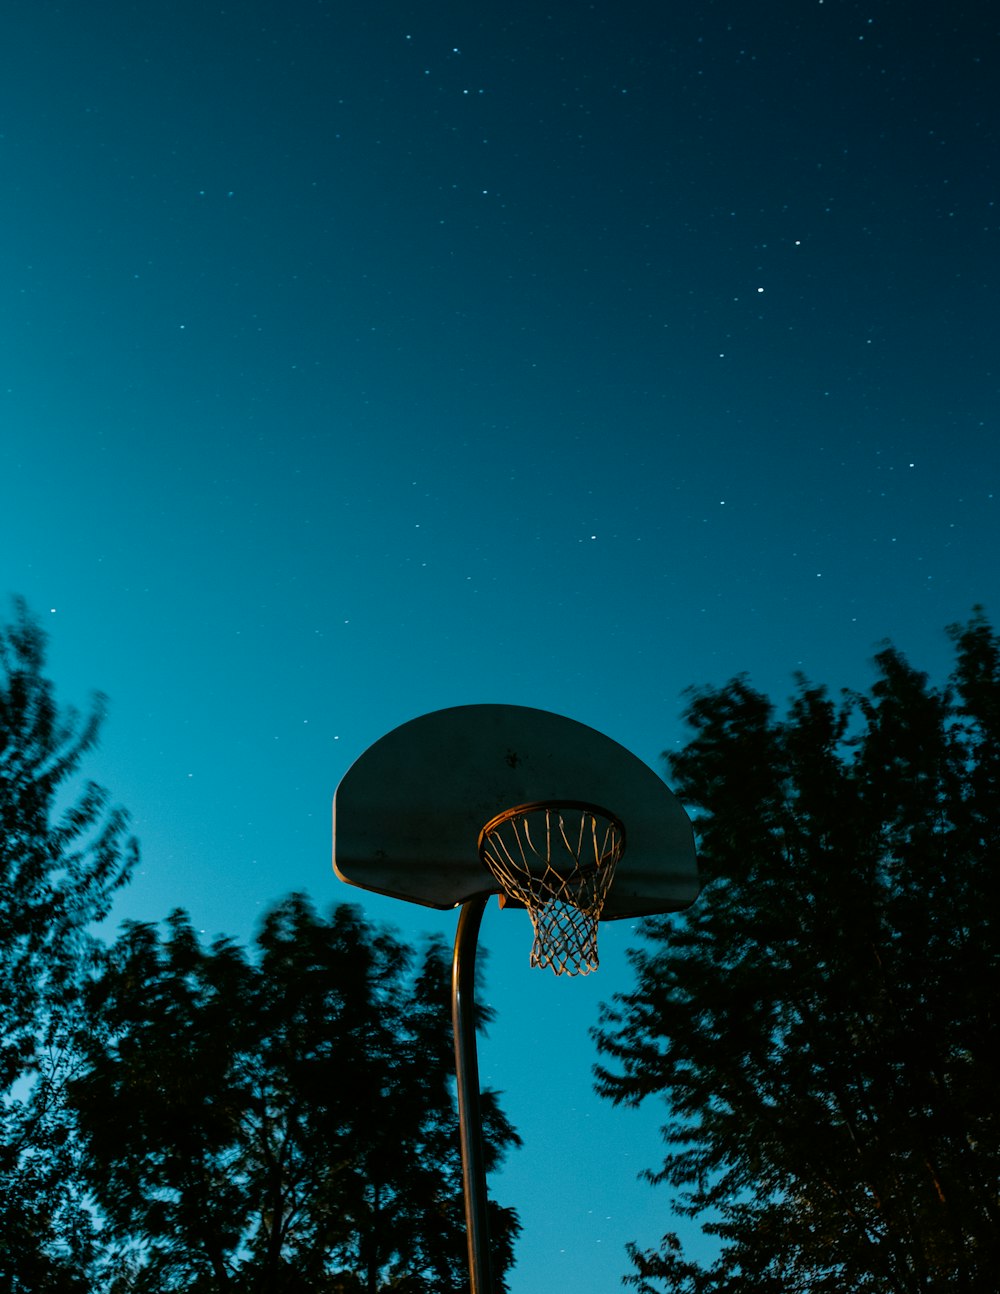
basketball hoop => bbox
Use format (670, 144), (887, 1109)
(477, 801), (625, 975)
(334, 705), (698, 1293)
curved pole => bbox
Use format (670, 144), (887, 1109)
(452, 895), (495, 1294)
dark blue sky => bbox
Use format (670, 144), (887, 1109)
(2, 1), (997, 1288)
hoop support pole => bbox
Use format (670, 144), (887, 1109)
(452, 895), (496, 1294)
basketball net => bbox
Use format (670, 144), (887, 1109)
(477, 802), (625, 975)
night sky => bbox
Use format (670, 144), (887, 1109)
(2, 1), (997, 1289)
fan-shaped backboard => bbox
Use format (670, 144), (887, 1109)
(333, 704), (698, 920)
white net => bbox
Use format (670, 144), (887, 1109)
(477, 802), (625, 975)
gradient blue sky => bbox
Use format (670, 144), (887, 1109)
(2, 1), (997, 1288)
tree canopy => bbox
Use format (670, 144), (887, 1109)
(0, 598), (136, 1088)
(69, 896), (521, 1292)
(0, 598), (137, 1289)
(0, 601), (521, 1291)
(595, 612), (1000, 1294)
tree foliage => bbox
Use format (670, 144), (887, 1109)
(594, 612), (1000, 1293)
(0, 601), (521, 1290)
(70, 895), (522, 1292)
(0, 599), (137, 1289)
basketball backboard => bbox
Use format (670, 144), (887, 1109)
(333, 704), (698, 920)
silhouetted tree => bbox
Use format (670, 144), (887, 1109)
(595, 612), (1000, 1293)
(0, 599), (136, 1289)
(71, 895), (521, 1292)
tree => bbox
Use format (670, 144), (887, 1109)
(0, 598), (137, 1289)
(594, 612), (1000, 1293)
(70, 894), (521, 1292)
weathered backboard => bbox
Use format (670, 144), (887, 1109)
(333, 704), (698, 919)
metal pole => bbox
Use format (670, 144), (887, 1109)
(452, 895), (495, 1294)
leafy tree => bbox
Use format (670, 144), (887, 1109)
(594, 612), (1000, 1293)
(70, 894), (521, 1292)
(0, 598), (137, 1289)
